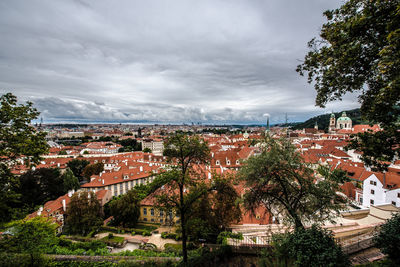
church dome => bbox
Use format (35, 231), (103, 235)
(337, 112), (351, 121)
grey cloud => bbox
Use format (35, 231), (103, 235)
(0, 0), (359, 124)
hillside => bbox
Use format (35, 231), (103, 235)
(289, 108), (368, 132)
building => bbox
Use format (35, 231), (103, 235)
(362, 172), (400, 208)
(336, 112), (352, 130)
(141, 138), (164, 156)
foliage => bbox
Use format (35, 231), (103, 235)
(0, 92), (48, 165)
(67, 159), (90, 182)
(62, 168), (80, 191)
(268, 225), (349, 267)
(157, 133), (210, 263)
(161, 232), (181, 241)
(117, 138), (142, 152)
(2, 217), (57, 266)
(82, 162), (104, 179)
(239, 136), (348, 229)
(297, 0), (400, 170)
(64, 191), (103, 236)
(143, 148), (152, 153)
(186, 174), (242, 243)
(0, 163), (23, 223)
(108, 189), (141, 228)
(180, 245), (232, 267)
(0, 93), (48, 223)
(374, 213), (400, 265)
(19, 167), (66, 211)
(216, 231), (243, 245)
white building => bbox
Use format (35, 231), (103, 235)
(362, 172), (400, 208)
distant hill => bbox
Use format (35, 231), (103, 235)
(288, 108), (368, 132)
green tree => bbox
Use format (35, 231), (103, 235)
(0, 93), (48, 223)
(143, 147), (152, 153)
(297, 0), (400, 171)
(157, 134), (210, 263)
(374, 213), (400, 265)
(66, 159), (90, 182)
(265, 225), (349, 267)
(64, 191), (103, 236)
(19, 168), (66, 211)
(0, 164), (22, 223)
(187, 175), (242, 243)
(239, 137), (347, 230)
(58, 150), (67, 155)
(82, 162), (104, 180)
(4, 217), (57, 266)
(108, 189), (141, 228)
(62, 168), (80, 192)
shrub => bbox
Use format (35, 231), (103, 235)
(269, 225), (349, 267)
(216, 231), (243, 245)
(374, 214), (400, 265)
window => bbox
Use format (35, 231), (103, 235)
(114, 184), (117, 196)
(370, 199), (374, 205)
(143, 208), (147, 215)
(160, 219), (163, 223)
(151, 208), (154, 216)
(398, 193), (400, 198)
(120, 183), (123, 194)
(370, 180), (377, 186)
(151, 218), (154, 222)
(371, 189), (375, 195)
(160, 210), (164, 216)
(144, 218), (147, 221)
(125, 183), (129, 192)
(392, 201), (396, 206)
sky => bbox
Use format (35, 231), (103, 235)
(0, 0), (360, 124)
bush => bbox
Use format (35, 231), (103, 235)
(216, 231), (243, 245)
(268, 225), (350, 267)
(374, 213), (400, 265)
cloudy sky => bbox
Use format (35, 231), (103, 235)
(0, 0), (359, 124)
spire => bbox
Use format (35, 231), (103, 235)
(267, 117), (270, 132)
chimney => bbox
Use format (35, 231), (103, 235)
(62, 199), (66, 212)
(68, 190), (73, 197)
(100, 172), (102, 177)
(383, 172), (386, 188)
(102, 179), (104, 185)
(140, 166), (143, 172)
(57, 163), (60, 167)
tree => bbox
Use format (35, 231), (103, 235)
(0, 93), (48, 223)
(19, 168), (66, 211)
(297, 0), (400, 170)
(157, 134), (210, 263)
(264, 225), (349, 267)
(64, 191), (103, 236)
(66, 159), (90, 182)
(143, 147), (152, 153)
(4, 217), (57, 266)
(239, 137), (348, 230)
(0, 93), (48, 165)
(374, 213), (400, 265)
(0, 164), (22, 223)
(62, 168), (80, 192)
(82, 162), (104, 180)
(186, 175), (242, 243)
(108, 189), (141, 228)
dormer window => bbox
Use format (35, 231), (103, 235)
(216, 160), (220, 165)
(236, 160), (240, 165)
(227, 160), (230, 165)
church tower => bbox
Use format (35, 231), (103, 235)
(329, 113), (336, 133)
